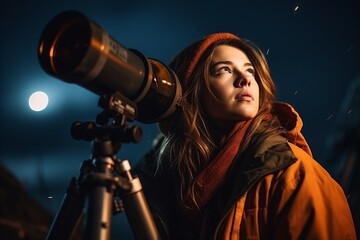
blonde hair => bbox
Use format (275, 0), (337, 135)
(157, 38), (282, 210)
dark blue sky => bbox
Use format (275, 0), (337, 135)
(0, 0), (359, 238)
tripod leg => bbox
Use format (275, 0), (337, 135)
(46, 177), (85, 240)
(116, 160), (160, 240)
(84, 156), (115, 240)
(85, 180), (114, 240)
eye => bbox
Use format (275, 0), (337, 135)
(215, 66), (232, 75)
(246, 68), (255, 76)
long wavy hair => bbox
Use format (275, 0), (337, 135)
(157, 38), (282, 210)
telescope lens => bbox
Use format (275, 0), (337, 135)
(52, 21), (90, 75)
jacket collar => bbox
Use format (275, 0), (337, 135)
(272, 102), (313, 157)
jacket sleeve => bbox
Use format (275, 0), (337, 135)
(270, 144), (357, 240)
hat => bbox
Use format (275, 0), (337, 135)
(169, 32), (240, 90)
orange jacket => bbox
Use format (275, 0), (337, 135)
(213, 103), (357, 239)
(135, 102), (357, 239)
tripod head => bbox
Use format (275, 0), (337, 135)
(72, 92), (142, 142)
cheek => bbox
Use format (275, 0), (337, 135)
(202, 86), (226, 117)
(254, 90), (261, 115)
(208, 81), (232, 101)
(254, 84), (260, 104)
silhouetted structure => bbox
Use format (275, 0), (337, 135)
(324, 75), (360, 238)
(0, 163), (52, 240)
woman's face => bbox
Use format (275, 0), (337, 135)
(203, 45), (260, 126)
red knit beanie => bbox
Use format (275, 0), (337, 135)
(169, 32), (240, 90)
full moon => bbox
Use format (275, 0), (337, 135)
(29, 91), (49, 111)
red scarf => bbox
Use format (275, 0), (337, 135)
(182, 120), (253, 216)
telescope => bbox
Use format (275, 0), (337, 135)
(37, 11), (182, 239)
(38, 10), (182, 123)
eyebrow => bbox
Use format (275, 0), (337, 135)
(210, 61), (253, 68)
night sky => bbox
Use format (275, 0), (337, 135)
(0, 0), (359, 238)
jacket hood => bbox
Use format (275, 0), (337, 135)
(272, 102), (313, 157)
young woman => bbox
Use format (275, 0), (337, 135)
(135, 33), (356, 239)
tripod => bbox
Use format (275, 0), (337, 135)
(45, 93), (160, 240)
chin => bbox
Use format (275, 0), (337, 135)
(237, 110), (258, 120)
(239, 116), (255, 121)
(229, 114), (255, 122)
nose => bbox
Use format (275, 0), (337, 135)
(234, 73), (251, 87)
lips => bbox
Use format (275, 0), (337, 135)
(235, 91), (254, 101)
